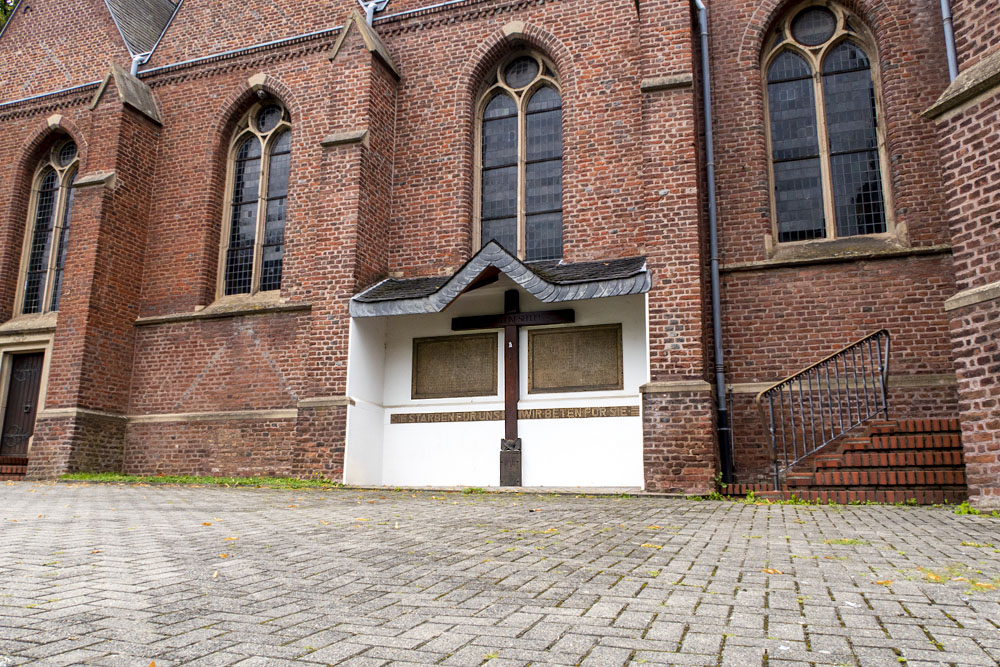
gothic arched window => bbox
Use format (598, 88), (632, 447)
(221, 101), (291, 296)
(17, 139), (78, 315)
(763, 4), (890, 243)
(477, 52), (563, 261)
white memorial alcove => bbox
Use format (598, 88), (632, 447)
(344, 275), (648, 488)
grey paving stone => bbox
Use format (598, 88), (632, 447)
(0, 483), (997, 666)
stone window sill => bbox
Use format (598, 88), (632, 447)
(0, 312), (58, 335)
(723, 239), (951, 273)
(135, 292), (311, 326)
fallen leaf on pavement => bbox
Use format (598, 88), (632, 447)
(762, 569), (784, 575)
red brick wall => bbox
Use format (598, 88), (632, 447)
(934, 17), (1000, 507)
(643, 391), (716, 494)
(937, 95), (1000, 293)
(124, 418), (298, 477)
(950, 299), (1000, 508)
(0, 0), (131, 99)
(129, 314), (308, 414)
(722, 256), (957, 382)
(28, 413), (126, 479)
(951, 0), (1000, 70)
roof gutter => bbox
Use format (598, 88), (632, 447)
(692, 0), (733, 484)
(940, 0), (958, 81)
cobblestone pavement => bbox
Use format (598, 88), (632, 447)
(1, 483), (999, 667)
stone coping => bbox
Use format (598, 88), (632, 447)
(924, 48), (1000, 120)
(135, 296), (311, 326)
(640, 74), (694, 93)
(944, 280), (1000, 311)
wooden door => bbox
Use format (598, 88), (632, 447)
(1, 353), (44, 458)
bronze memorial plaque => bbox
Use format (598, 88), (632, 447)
(411, 333), (498, 399)
(528, 324), (623, 393)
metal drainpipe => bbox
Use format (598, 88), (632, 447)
(692, 0), (733, 484)
(130, 53), (148, 76)
(358, 0), (390, 25)
(940, 0), (959, 81)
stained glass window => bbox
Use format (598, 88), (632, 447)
(222, 102), (291, 296)
(765, 4), (889, 243)
(823, 41), (886, 237)
(479, 54), (563, 260)
(19, 139), (78, 315)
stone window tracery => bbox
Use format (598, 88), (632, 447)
(16, 139), (78, 316)
(220, 101), (291, 297)
(763, 4), (891, 244)
(476, 52), (563, 261)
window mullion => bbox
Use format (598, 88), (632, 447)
(41, 168), (65, 313)
(517, 94), (527, 260)
(812, 64), (836, 240)
(252, 135), (268, 295)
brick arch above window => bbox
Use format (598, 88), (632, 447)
(14, 116), (88, 186)
(208, 74), (302, 160)
(741, 0), (901, 65)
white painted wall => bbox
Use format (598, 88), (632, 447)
(344, 317), (386, 484)
(346, 275), (647, 488)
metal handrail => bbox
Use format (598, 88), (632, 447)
(754, 329), (891, 490)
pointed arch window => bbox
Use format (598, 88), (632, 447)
(220, 101), (291, 297)
(16, 139), (78, 315)
(764, 4), (891, 243)
(477, 53), (563, 261)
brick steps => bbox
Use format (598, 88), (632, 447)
(0, 457), (28, 480)
(727, 418), (966, 505)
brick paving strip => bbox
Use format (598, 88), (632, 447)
(0, 483), (998, 666)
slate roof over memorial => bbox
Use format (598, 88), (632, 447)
(105, 0), (178, 55)
(351, 241), (651, 317)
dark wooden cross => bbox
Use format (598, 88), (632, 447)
(452, 290), (574, 486)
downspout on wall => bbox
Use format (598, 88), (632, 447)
(692, 0), (733, 484)
(940, 0), (959, 81)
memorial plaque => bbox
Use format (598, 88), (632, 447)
(528, 324), (623, 393)
(411, 333), (498, 399)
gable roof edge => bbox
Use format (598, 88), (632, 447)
(350, 242), (652, 317)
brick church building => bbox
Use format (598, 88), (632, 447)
(0, 0), (996, 507)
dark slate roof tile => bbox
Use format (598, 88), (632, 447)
(106, 0), (177, 55)
(353, 276), (450, 303)
(524, 256), (647, 284)
(354, 253), (648, 305)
